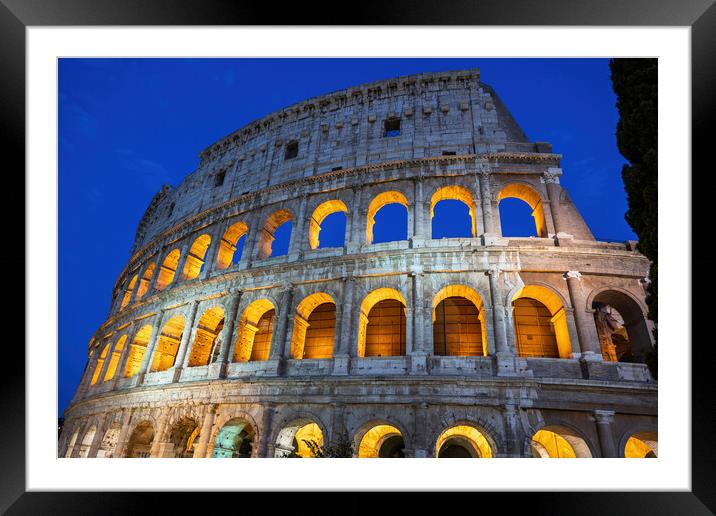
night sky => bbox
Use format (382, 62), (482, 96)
(58, 58), (635, 416)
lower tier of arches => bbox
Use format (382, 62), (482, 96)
(60, 379), (657, 459)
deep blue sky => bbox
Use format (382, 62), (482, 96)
(58, 58), (635, 416)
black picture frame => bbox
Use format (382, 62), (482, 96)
(4, 0), (712, 512)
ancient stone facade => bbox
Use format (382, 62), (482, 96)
(61, 69), (657, 459)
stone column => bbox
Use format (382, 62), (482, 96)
(138, 311), (165, 384)
(218, 290), (243, 378)
(173, 240), (191, 284)
(127, 266), (145, 307)
(144, 247), (164, 296)
(239, 212), (262, 269)
(329, 402), (348, 452)
(258, 403), (276, 458)
(193, 404), (218, 458)
(268, 285), (294, 374)
(200, 223), (224, 280)
(593, 410), (617, 458)
(149, 408), (172, 458)
(112, 409), (134, 458)
(502, 404), (523, 457)
(346, 185), (364, 253)
(409, 270), (428, 375)
(288, 194), (309, 261)
(488, 268), (519, 376)
(87, 414), (111, 458)
(342, 187), (358, 252)
(411, 402), (430, 457)
(564, 271), (601, 357)
(333, 277), (355, 375)
(172, 300), (200, 382)
(544, 168), (566, 236)
(478, 166), (496, 236)
(411, 178), (427, 245)
(111, 322), (136, 389)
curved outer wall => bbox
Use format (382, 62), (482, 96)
(62, 69), (656, 459)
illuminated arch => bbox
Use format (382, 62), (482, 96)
(257, 209), (294, 259)
(90, 343), (109, 385)
(435, 425), (494, 458)
(497, 183), (548, 237)
(430, 185), (477, 238)
(156, 249), (181, 291)
(187, 306), (225, 367)
(120, 274), (138, 310)
(432, 285), (488, 356)
(168, 417), (200, 458)
(215, 221), (249, 270)
(309, 200), (348, 249)
(123, 324), (153, 378)
(150, 315), (186, 372)
(291, 292), (336, 359)
(366, 191), (409, 244)
(357, 423), (405, 458)
(125, 420), (155, 458)
(530, 425), (593, 458)
(511, 284), (572, 358)
(233, 299), (276, 362)
(135, 262), (155, 300)
(182, 233), (212, 281)
(357, 288), (407, 358)
(624, 431), (658, 458)
(212, 418), (255, 458)
(274, 419), (325, 458)
(103, 335), (127, 382)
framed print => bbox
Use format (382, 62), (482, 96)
(6, 0), (713, 512)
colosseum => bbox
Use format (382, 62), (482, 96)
(61, 68), (657, 460)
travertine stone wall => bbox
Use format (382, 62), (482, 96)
(63, 69), (657, 459)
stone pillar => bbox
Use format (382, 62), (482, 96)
(478, 166), (496, 236)
(411, 178), (427, 245)
(411, 402), (430, 457)
(111, 322), (136, 389)
(218, 290), (243, 378)
(173, 240), (191, 284)
(172, 300), (200, 382)
(268, 286), (294, 374)
(112, 409), (134, 458)
(563, 271), (601, 357)
(544, 169), (567, 236)
(200, 223), (224, 280)
(409, 270), (428, 375)
(593, 410), (617, 458)
(488, 268), (519, 376)
(149, 408), (172, 458)
(87, 414), (111, 458)
(288, 194), (309, 261)
(346, 185), (364, 253)
(193, 404), (218, 458)
(328, 402), (348, 452)
(333, 277), (355, 375)
(239, 213), (262, 269)
(258, 403), (276, 458)
(144, 248), (164, 296)
(502, 404), (523, 457)
(126, 267), (144, 307)
(138, 311), (165, 384)
(564, 308), (583, 357)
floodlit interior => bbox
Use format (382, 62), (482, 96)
(291, 292), (336, 359)
(123, 325), (153, 377)
(182, 234), (212, 281)
(512, 285), (572, 358)
(234, 299), (276, 362)
(212, 419), (254, 458)
(358, 424), (405, 458)
(187, 306), (225, 367)
(216, 221), (248, 270)
(358, 288), (407, 357)
(435, 425), (493, 458)
(432, 285), (487, 356)
(258, 209), (294, 259)
(156, 249), (181, 291)
(150, 316), (186, 372)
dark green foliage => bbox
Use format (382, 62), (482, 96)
(609, 58), (658, 378)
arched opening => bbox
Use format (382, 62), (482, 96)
(123, 324), (153, 378)
(430, 185), (477, 238)
(216, 221), (249, 270)
(357, 424), (405, 458)
(168, 418), (200, 458)
(212, 419), (255, 458)
(90, 344), (109, 385)
(366, 191), (409, 245)
(65, 428), (80, 458)
(96, 423), (121, 458)
(182, 234), (212, 281)
(103, 335), (127, 382)
(135, 262), (155, 301)
(156, 249), (181, 291)
(357, 288), (407, 358)
(624, 432), (658, 458)
(125, 421), (154, 458)
(512, 285), (572, 359)
(257, 209), (293, 259)
(150, 316), (185, 372)
(432, 285), (487, 356)
(233, 299), (276, 362)
(187, 306), (225, 367)
(309, 200), (348, 249)
(436, 425), (493, 458)
(78, 425), (96, 458)
(592, 290), (653, 363)
(497, 183), (548, 237)
(531, 426), (593, 458)
(291, 293), (336, 360)
(274, 420), (324, 458)
(120, 274), (138, 310)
